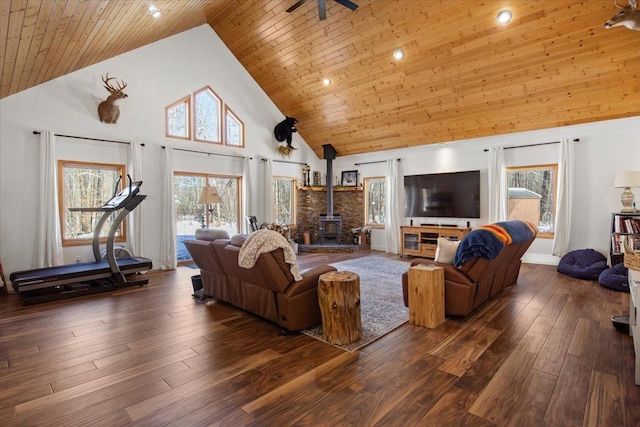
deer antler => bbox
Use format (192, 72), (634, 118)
(102, 73), (127, 93)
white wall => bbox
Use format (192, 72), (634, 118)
(332, 117), (640, 264)
(1, 22), (638, 278)
(0, 25), (323, 276)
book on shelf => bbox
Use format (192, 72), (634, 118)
(614, 215), (640, 234)
(613, 234), (640, 253)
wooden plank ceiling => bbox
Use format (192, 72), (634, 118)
(2, 1), (639, 157)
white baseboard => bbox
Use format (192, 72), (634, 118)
(522, 253), (560, 266)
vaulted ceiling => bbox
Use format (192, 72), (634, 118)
(2, 0), (639, 157)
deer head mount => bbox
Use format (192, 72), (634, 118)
(98, 73), (128, 124)
(604, 0), (640, 31)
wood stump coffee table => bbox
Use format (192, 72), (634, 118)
(408, 264), (445, 329)
(317, 271), (362, 345)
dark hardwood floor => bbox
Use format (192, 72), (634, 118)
(0, 251), (638, 426)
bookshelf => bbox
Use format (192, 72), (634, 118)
(610, 212), (640, 266)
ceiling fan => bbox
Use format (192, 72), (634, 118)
(286, 0), (359, 20)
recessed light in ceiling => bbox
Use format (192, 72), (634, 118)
(497, 10), (512, 24)
(322, 77), (331, 86)
(148, 5), (161, 18)
(393, 49), (404, 60)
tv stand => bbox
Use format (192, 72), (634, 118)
(401, 225), (471, 258)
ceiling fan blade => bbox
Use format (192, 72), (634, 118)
(286, 0), (311, 13)
(334, 0), (359, 11)
(318, 0), (326, 20)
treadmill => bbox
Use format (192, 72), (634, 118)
(10, 176), (153, 305)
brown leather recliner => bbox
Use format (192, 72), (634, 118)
(402, 224), (537, 317)
(185, 233), (336, 331)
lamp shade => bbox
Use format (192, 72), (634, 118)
(198, 186), (221, 204)
(614, 171), (640, 188)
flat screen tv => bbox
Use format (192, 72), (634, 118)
(404, 170), (480, 218)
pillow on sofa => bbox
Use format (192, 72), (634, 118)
(435, 237), (460, 264)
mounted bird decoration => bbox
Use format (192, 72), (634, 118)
(274, 117), (298, 157)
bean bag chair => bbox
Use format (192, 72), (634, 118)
(598, 263), (629, 292)
(557, 249), (607, 280)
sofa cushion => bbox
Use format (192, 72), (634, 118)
(195, 228), (230, 241)
(434, 237), (460, 264)
(557, 249), (608, 281)
(230, 234), (248, 247)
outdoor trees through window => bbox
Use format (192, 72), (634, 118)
(58, 160), (126, 246)
(364, 177), (386, 227)
(506, 164), (557, 237)
(273, 177), (296, 226)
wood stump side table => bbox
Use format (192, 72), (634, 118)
(317, 271), (362, 345)
(408, 264), (445, 329)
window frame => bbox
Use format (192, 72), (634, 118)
(166, 95), (191, 140)
(224, 105), (245, 148)
(506, 163), (558, 239)
(364, 176), (386, 229)
(272, 176), (297, 227)
(193, 86), (223, 144)
(58, 160), (127, 247)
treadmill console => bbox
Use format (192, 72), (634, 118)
(103, 181), (142, 208)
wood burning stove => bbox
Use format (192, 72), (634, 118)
(319, 214), (342, 244)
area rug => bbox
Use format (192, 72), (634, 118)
(301, 256), (410, 352)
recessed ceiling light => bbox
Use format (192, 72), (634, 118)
(322, 77), (331, 86)
(497, 10), (512, 24)
(393, 49), (404, 60)
(148, 5), (161, 18)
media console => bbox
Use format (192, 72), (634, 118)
(401, 225), (471, 258)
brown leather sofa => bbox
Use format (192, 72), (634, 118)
(184, 232), (336, 331)
(402, 221), (537, 316)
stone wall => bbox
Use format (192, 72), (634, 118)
(296, 188), (364, 243)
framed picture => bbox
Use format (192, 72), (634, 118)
(341, 170), (358, 187)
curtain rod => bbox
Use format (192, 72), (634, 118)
(32, 130), (144, 146)
(483, 138), (579, 152)
(162, 146), (246, 159)
(260, 158), (308, 165)
(354, 158), (401, 166)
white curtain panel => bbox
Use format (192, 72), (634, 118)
(262, 158), (274, 224)
(127, 141), (143, 256)
(552, 138), (574, 256)
(242, 156), (252, 233)
(488, 146), (507, 223)
(35, 131), (64, 268)
(385, 159), (403, 254)
(159, 147), (177, 270)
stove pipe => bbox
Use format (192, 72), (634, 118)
(322, 144), (337, 215)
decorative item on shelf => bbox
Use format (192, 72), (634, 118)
(341, 170), (358, 187)
(614, 171), (640, 213)
(98, 73), (128, 124)
(302, 165), (311, 187)
(313, 171), (322, 187)
(198, 186), (221, 228)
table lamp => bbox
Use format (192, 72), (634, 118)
(614, 171), (640, 213)
(198, 186), (221, 227)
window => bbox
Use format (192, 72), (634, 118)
(174, 173), (241, 262)
(194, 86), (222, 144)
(58, 160), (126, 246)
(166, 96), (191, 139)
(506, 164), (557, 238)
(273, 177), (297, 225)
(364, 177), (386, 227)
(225, 106), (244, 147)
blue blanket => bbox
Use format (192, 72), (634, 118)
(454, 220), (538, 267)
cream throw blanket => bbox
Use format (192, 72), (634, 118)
(238, 229), (302, 281)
